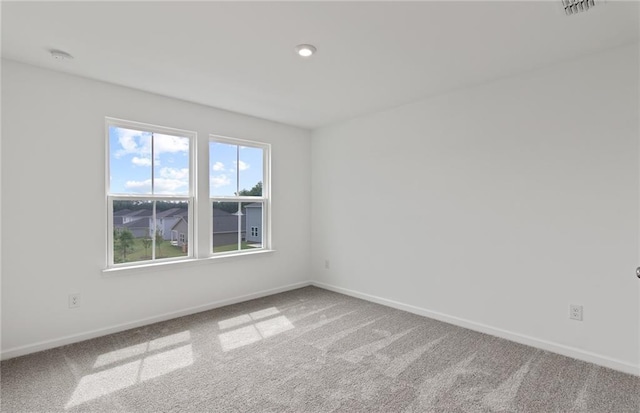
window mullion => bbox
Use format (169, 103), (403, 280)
(237, 201), (242, 251)
(236, 144), (240, 196)
(151, 132), (155, 195)
(152, 201), (156, 260)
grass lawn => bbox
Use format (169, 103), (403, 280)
(213, 241), (251, 252)
(115, 238), (262, 262)
(213, 242), (253, 253)
(115, 238), (186, 264)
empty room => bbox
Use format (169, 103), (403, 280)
(1, 1), (639, 412)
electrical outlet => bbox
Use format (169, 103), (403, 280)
(69, 293), (81, 309)
(569, 304), (583, 321)
(324, 259), (330, 269)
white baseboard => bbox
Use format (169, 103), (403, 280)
(1, 281), (312, 361)
(311, 281), (640, 377)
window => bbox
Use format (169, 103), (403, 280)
(107, 118), (194, 267)
(106, 119), (270, 269)
(210, 136), (269, 254)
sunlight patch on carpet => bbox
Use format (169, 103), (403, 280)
(67, 333), (193, 409)
(93, 331), (191, 369)
(218, 313), (294, 351)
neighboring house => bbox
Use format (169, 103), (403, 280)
(245, 203), (262, 245)
(156, 208), (186, 240)
(120, 216), (152, 238)
(170, 216), (188, 247)
(113, 209), (153, 238)
(213, 207), (246, 248)
(113, 208), (188, 240)
(120, 209), (148, 224)
(170, 207), (247, 250)
(115, 206), (250, 248)
(113, 209), (131, 226)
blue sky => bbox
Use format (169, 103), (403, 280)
(109, 126), (190, 195)
(209, 142), (263, 197)
(109, 126), (263, 197)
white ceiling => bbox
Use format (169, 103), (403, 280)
(2, 1), (638, 129)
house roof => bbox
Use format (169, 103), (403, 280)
(122, 218), (150, 230)
(213, 207), (245, 232)
(120, 209), (152, 219)
(156, 208), (186, 219)
(167, 207), (246, 233)
(171, 216), (188, 231)
(213, 208), (229, 216)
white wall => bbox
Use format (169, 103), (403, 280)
(1, 60), (311, 356)
(311, 44), (639, 373)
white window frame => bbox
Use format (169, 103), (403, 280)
(209, 134), (271, 256)
(106, 117), (196, 269)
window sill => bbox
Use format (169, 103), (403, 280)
(102, 249), (276, 277)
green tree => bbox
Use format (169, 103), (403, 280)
(142, 236), (152, 258)
(113, 228), (122, 263)
(155, 227), (164, 257)
(118, 228), (135, 261)
(238, 181), (262, 196)
(113, 200), (189, 213)
(213, 181), (263, 214)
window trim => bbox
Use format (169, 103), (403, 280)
(209, 134), (271, 257)
(102, 249), (276, 277)
(105, 117), (197, 269)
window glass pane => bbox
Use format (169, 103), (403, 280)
(242, 202), (263, 250)
(158, 201), (190, 258)
(210, 142), (238, 197)
(112, 200), (154, 264)
(109, 126), (152, 194)
(238, 146), (263, 196)
(153, 134), (190, 196)
(212, 202), (242, 253)
(112, 200), (190, 263)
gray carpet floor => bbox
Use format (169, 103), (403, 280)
(1, 286), (638, 412)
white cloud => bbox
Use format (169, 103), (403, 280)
(212, 162), (225, 171)
(154, 179), (189, 193)
(159, 167), (189, 180)
(154, 134), (189, 155)
(115, 129), (150, 158)
(233, 161), (249, 171)
(114, 129), (188, 159)
(131, 157), (152, 167)
(124, 167), (189, 194)
(124, 178), (188, 194)
(210, 174), (231, 188)
(125, 180), (152, 193)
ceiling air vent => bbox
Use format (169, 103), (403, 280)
(562, 0), (596, 15)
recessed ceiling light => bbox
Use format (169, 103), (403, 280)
(50, 50), (73, 60)
(295, 44), (317, 58)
